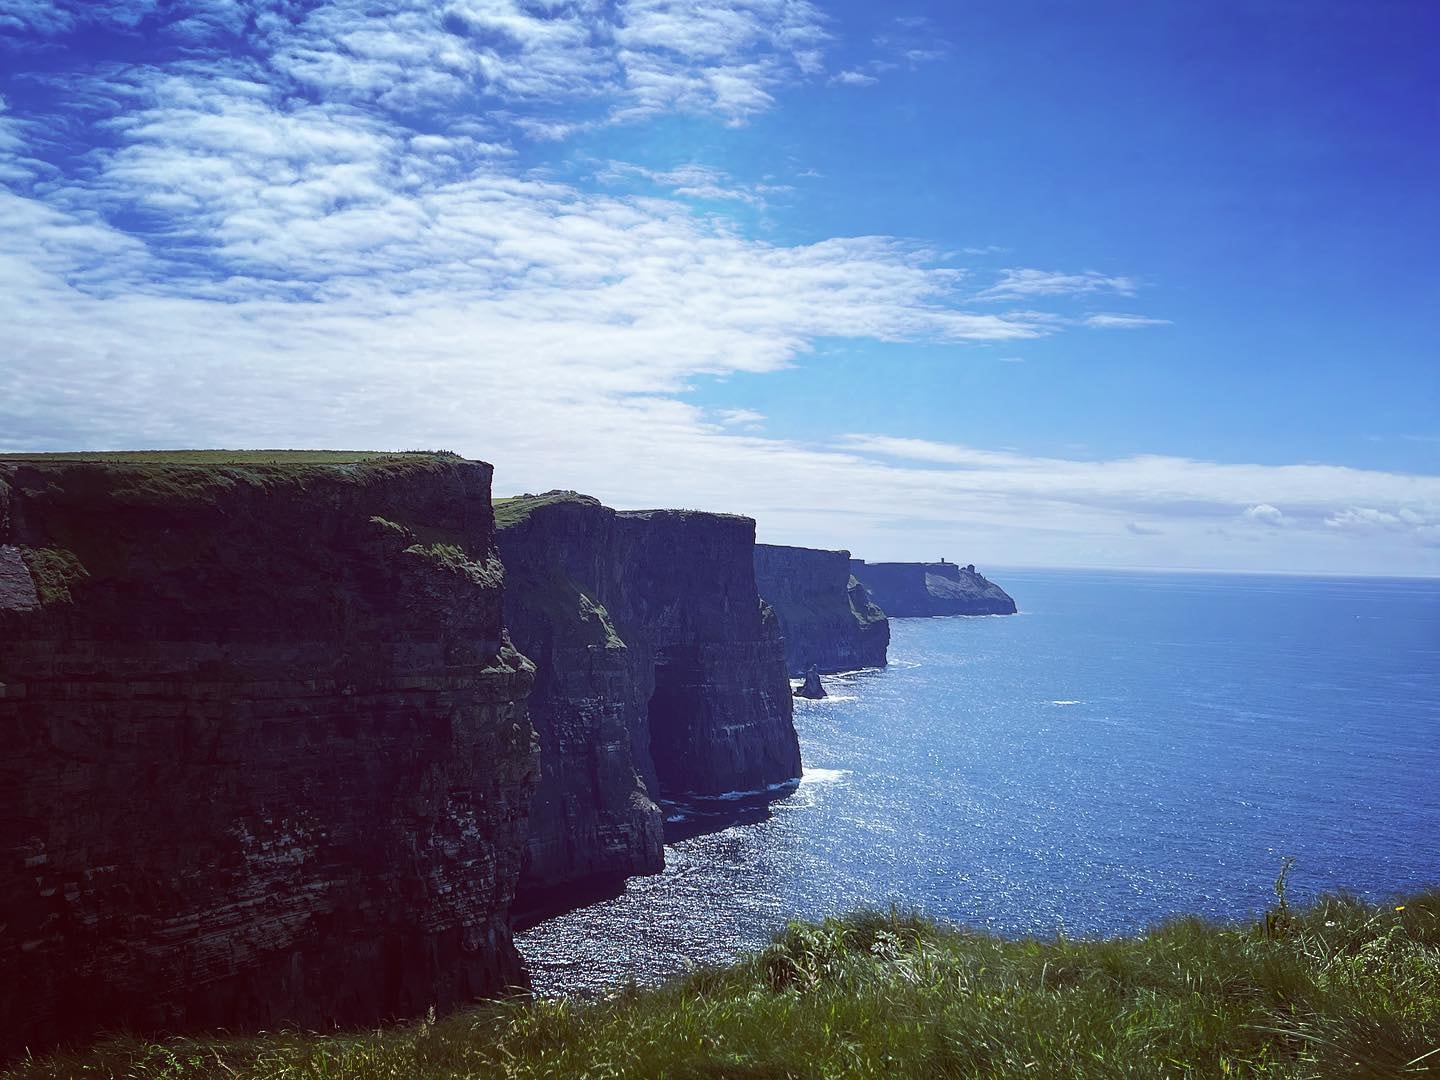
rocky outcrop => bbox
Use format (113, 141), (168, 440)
(849, 559), (1017, 617)
(794, 666), (827, 700)
(0, 453), (536, 1058)
(754, 544), (890, 675)
(496, 493), (801, 918)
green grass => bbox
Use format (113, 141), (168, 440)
(0, 450), (457, 465)
(17, 546), (89, 604)
(0, 452), (472, 518)
(9, 890), (1438, 1078)
(493, 490), (599, 530)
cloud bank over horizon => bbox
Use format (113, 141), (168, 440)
(1, 0), (1436, 575)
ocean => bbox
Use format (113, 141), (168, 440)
(515, 569), (1440, 995)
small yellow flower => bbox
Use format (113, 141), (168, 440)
(1395, 905), (1406, 912)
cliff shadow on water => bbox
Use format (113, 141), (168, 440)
(495, 492), (803, 926)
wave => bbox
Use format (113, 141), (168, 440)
(800, 767), (851, 786)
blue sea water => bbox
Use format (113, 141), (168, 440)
(516, 569), (1440, 995)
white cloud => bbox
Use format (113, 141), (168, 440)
(829, 69), (877, 87)
(1242, 504), (1287, 528)
(1, 1), (1432, 577)
(611, 0), (829, 123)
(977, 269), (1138, 301)
(872, 15), (951, 69)
(1325, 507), (1405, 532)
(716, 408), (766, 430)
(597, 160), (789, 206)
(1084, 312), (1171, 329)
(13, 0), (829, 133)
(0, 0), (75, 35)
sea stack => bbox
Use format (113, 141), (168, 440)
(794, 665), (827, 699)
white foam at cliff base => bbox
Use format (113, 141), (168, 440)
(800, 768), (850, 786)
(687, 776), (803, 802)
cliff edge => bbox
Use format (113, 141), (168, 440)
(753, 544), (889, 676)
(0, 452), (536, 1056)
(497, 492), (801, 920)
(849, 559), (1017, 617)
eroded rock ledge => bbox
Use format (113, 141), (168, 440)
(496, 492), (801, 920)
(849, 559), (1018, 617)
(753, 543), (890, 676)
(0, 452), (536, 1057)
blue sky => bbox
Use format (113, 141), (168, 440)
(1, 0), (1437, 574)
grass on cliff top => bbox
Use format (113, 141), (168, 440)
(10, 885), (1440, 1079)
(0, 450), (459, 466)
(493, 490), (599, 529)
(0, 451), (472, 511)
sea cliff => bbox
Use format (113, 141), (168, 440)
(496, 493), (801, 920)
(753, 544), (889, 675)
(0, 452), (536, 1056)
(849, 559), (1017, 617)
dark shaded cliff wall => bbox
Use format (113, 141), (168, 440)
(497, 494), (800, 917)
(618, 509), (799, 797)
(0, 454), (536, 1058)
(849, 560), (1017, 617)
(753, 544), (889, 675)
(495, 495), (663, 920)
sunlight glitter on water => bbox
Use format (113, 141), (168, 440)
(516, 571), (1440, 997)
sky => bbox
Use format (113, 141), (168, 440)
(1, 0), (1437, 575)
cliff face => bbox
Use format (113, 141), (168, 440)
(849, 560), (1017, 617)
(753, 544), (889, 675)
(496, 493), (800, 916)
(617, 509), (799, 797)
(494, 494), (663, 920)
(0, 453), (536, 1057)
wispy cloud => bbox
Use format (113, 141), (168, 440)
(837, 435), (1439, 540)
(977, 269), (1138, 301)
(611, 0), (830, 123)
(597, 160), (789, 206)
(2, 1), (1427, 575)
(9, 0), (832, 127)
(829, 69), (878, 87)
(715, 408), (766, 430)
(0, 0), (76, 36)
(873, 14), (951, 68)
(1084, 312), (1171, 329)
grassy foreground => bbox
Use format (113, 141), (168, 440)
(10, 889), (1438, 1079)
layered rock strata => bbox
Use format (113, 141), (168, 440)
(849, 560), (1017, 617)
(496, 492), (801, 918)
(0, 453), (536, 1057)
(753, 543), (890, 675)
